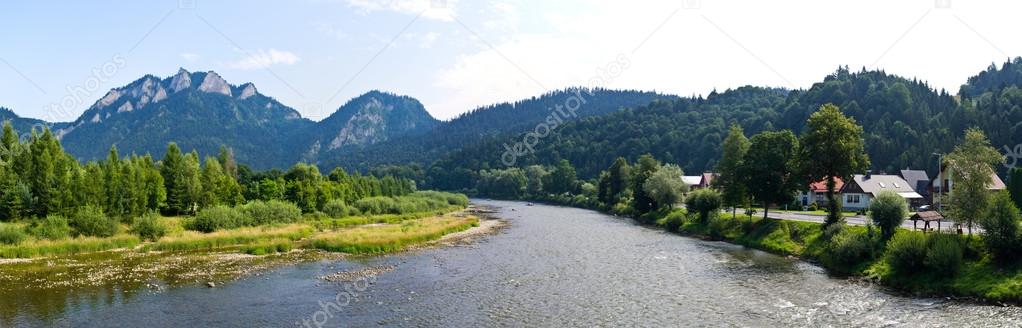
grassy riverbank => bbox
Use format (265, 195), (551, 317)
(646, 208), (1022, 303)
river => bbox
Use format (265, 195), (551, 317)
(3, 200), (1020, 327)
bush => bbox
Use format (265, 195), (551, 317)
(662, 210), (686, 232)
(355, 197), (399, 215)
(29, 215), (72, 240)
(825, 228), (875, 270)
(70, 205), (119, 237)
(414, 191), (468, 207)
(808, 203), (819, 212)
(241, 200), (302, 225)
(925, 233), (964, 277)
(685, 189), (722, 223)
(131, 212), (168, 241)
(0, 224), (27, 245)
(323, 200), (357, 218)
(884, 232), (928, 275)
(978, 191), (1021, 264)
(869, 190), (909, 240)
(188, 206), (245, 233)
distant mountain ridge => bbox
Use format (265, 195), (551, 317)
(2, 69), (443, 169)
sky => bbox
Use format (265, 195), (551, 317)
(1, 0), (1021, 122)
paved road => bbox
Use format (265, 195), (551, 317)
(729, 208), (962, 233)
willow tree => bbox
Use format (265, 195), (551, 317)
(797, 104), (869, 228)
(946, 128), (1005, 236)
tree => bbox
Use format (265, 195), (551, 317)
(642, 164), (688, 210)
(797, 104), (870, 228)
(686, 189), (722, 223)
(161, 143), (188, 215)
(218, 145), (239, 180)
(523, 165), (548, 196)
(946, 128), (1005, 235)
(869, 190), (908, 240)
(715, 123), (750, 218)
(1009, 167), (1022, 211)
(979, 191), (1021, 264)
(631, 154), (660, 214)
(742, 130), (800, 220)
(598, 157), (631, 207)
(544, 160), (577, 195)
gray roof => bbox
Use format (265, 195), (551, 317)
(850, 174), (918, 194)
(899, 169), (930, 194)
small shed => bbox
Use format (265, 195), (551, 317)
(910, 211), (944, 232)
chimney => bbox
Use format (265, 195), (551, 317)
(865, 170), (872, 180)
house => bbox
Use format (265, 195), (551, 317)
(698, 173), (717, 189)
(797, 177), (845, 207)
(898, 169), (931, 208)
(682, 176), (702, 189)
(839, 172), (924, 210)
(930, 167), (1006, 209)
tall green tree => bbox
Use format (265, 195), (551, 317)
(742, 130), (800, 220)
(979, 191), (1021, 264)
(1009, 167), (1022, 211)
(598, 157), (631, 207)
(544, 159), (578, 195)
(715, 123), (750, 218)
(946, 128), (1005, 235)
(797, 104), (870, 228)
(631, 154), (660, 214)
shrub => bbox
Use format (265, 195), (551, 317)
(131, 212), (168, 241)
(0, 224), (27, 245)
(322, 199), (356, 218)
(978, 191), (1021, 264)
(825, 228), (875, 270)
(241, 200), (302, 225)
(869, 190), (908, 240)
(355, 197), (399, 215)
(925, 233), (964, 277)
(685, 189), (722, 223)
(188, 206), (245, 233)
(70, 205), (119, 237)
(808, 203), (819, 212)
(414, 191), (468, 207)
(884, 232), (928, 275)
(707, 217), (729, 240)
(29, 215), (72, 240)
(662, 210), (686, 232)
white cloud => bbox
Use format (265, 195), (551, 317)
(419, 31), (439, 48)
(425, 0), (1022, 119)
(180, 52), (201, 62)
(228, 49), (301, 70)
(347, 0), (458, 21)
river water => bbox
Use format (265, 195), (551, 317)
(3, 200), (1021, 327)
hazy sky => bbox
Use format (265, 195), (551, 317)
(1, 0), (1020, 122)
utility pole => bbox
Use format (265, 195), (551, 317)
(932, 152), (943, 212)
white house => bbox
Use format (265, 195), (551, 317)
(839, 173), (923, 210)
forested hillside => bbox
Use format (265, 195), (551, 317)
(419, 62), (1022, 191)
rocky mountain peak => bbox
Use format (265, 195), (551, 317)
(198, 71), (232, 96)
(238, 83), (258, 100)
(170, 68), (192, 92)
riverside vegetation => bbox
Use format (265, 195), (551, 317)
(435, 104), (1022, 303)
(0, 122), (479, 292)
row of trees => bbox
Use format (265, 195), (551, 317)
(0, 122), (417, 222)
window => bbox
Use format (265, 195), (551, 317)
(878, 182), (886, 188)
(893, 182), (900, 188)
(846, 194), (861, 204)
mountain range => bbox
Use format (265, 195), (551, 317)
(2, 59), (1022, 184)
(0, 69), (666, 170)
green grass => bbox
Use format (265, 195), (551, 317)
(141, 224), (314, 252)
(310, 215), (479, 254)
(0, 234), (140, 259)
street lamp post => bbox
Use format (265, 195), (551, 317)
(932, 152), (943, 213)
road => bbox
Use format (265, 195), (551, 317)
(729, 208), (961, 233)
